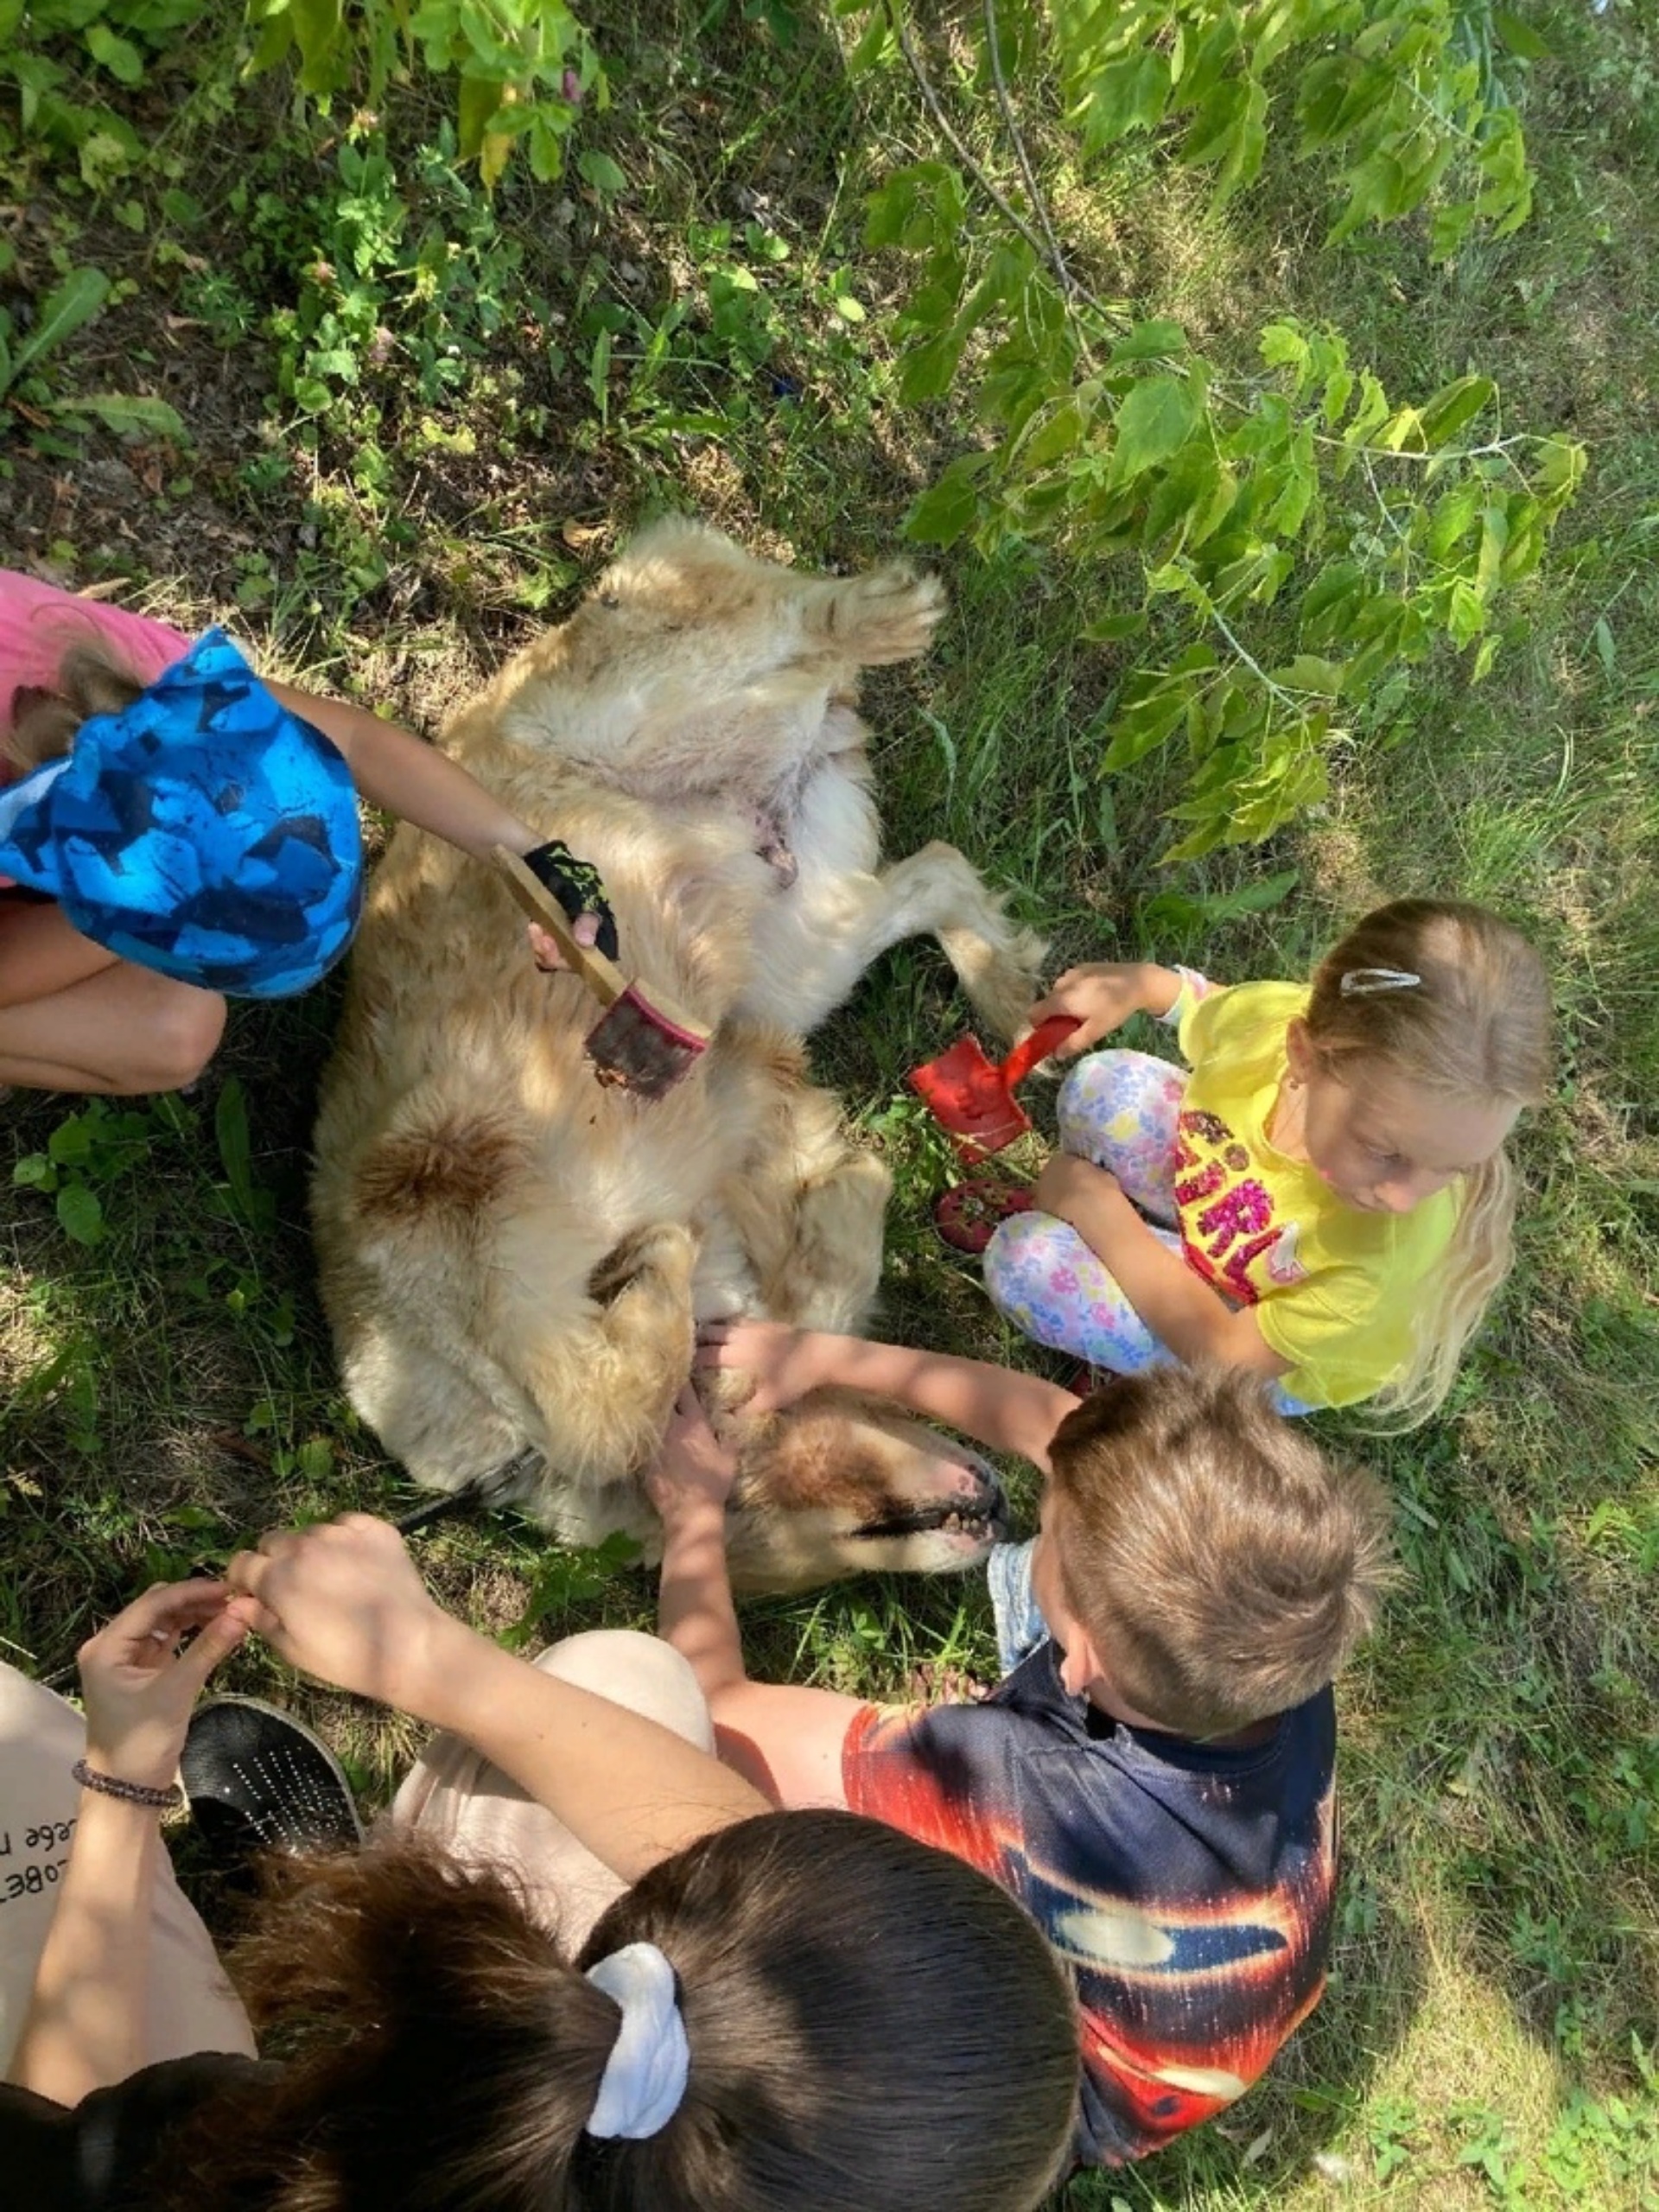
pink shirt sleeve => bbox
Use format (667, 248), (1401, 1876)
(0, 570), (190, 732)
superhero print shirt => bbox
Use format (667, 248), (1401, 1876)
(1173, 979), (1457, 1408)
(842, 1639), (1338, 2167)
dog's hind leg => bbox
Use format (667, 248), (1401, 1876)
(749, 840), (1046, 1042)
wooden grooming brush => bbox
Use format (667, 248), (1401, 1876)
(493, 844), (711, 1100)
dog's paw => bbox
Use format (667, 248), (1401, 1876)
(588, 1221), (696, 1305)
(825, 565), (945, 666)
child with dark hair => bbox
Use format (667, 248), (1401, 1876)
(1, 1516), (1079, 2212)
(667, 1337), (1395, 2168)
(0, 572), (607, 1092)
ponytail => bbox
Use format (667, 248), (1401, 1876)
(158, 1815), (1077, 2212)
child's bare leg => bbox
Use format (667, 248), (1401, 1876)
(0, 961), (226, 1093)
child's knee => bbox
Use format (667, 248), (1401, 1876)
(983, 1211), (1066, 1317)
(1055, 1048), (1147, 1155)
(130, 978), (226, 1090)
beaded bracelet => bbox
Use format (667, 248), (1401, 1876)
(71, 1757), (183, 1811)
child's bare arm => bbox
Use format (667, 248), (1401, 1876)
(648, 1386), (860, 1807)
(698, 1321), (1071, 1473)
(649, 1386), (748, 1700)
(264, 681), (545, 863)
(1027, 960), (1187, 1057)
(1034, 1155), (1291, 1375)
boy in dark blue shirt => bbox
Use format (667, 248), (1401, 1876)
(652, 1336), (1393, 2166)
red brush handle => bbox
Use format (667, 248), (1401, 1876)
(998, 1015), (1080, 1090)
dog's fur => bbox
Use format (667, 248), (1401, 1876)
(311, 519), (1044, 1590)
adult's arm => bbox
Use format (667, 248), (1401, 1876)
(6, 1585), (248, 2107)
(226, 1518), (767, 1883)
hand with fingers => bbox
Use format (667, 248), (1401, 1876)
(1025, 963), (1159, 1057)
(644, 1382), (740, 1526)
(1033, 1150), (1122, 1230)
(226, 1514), (454, 1714)
(696, 1318), (825, 1415)
(522, 837), (616, 974)
(76, 1580), (252, 1795)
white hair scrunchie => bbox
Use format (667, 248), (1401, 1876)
(583, 1942), (690, 2141)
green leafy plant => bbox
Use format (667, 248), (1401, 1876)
(245, 0), (604, 186)
(855, 4), (1582, 860)
(0, 0), (207, 179)
(10, 1095), (172, 1246)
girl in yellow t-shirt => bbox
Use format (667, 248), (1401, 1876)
(982, 898), (1551, 1423)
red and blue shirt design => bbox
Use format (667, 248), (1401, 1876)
(842, 1638), (1338, 2167)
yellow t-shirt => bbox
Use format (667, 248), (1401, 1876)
(1175, 980), (1458, 1408)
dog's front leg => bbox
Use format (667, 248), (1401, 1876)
(494, 1222), (698, 1486)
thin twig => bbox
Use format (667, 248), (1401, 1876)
(982, 0), (1075, 301)
(881, 0), (1116, 325)
(1207, 601), (1301, 713)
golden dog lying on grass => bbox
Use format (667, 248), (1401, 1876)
(311, 518), (1044, 1591)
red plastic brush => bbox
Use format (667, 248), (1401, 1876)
(909, 1014), (1081, 1161)
(493, 846), (711, 1101)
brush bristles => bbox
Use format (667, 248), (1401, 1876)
(588, 992), (709, 1100)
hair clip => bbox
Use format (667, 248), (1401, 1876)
(1339, 967), (1421, 997)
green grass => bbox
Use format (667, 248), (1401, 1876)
(3, 0), (1657, 2203)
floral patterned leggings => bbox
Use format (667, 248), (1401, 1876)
(983, 1048), (1190, 1374)
(981, 1049), (1310, 1670)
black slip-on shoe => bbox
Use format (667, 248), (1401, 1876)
(181, 1697), (364, 1866)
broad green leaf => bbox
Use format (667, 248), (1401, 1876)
(1081, 611), (1147, 645)
(1109, 320), (1187, 366)
(456, 70), (497, 161)
(48, 1116), (92, 1166)
(1277, 655), (1345, 695)
(1492, 10), (1549, 60)
(1260, 321), (1310, 374)
(1420, 376), (1495, 448)
(1179, 78), (1252, 169)
(84, 25), (144, 84)
(51, 393), (187, 439)
(1475, 505), (1509, 599)
(56, 1183), (104, 1246)
(1081, 51), (1169, 153)
(904, 454), (988, 548)
(578, 149), (626, 196)
(1107, 375), (1199, 489)
(1446, 576), (1486, 646)
(10, 266), (109, 379)
(1103, 681), (1189, 772)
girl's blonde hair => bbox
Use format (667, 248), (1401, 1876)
(1305, 898), (1552, 1427)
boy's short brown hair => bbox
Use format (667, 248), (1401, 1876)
(1046, 1366), (1394, 1738)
